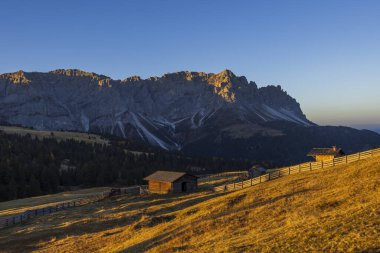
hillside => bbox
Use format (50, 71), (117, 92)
(1, 156), (379, 252)
(0, 130), (251, 201)
(0, 187), (110, 221)
(0, 125), (109, 145)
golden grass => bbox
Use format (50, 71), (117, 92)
(198, 171), (248, 188)
(1, 158), (379, 253)
(0, 125), (109, 145)
(0, 187), (110, 219)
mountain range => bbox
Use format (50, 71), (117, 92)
(1, 69), (379, 165)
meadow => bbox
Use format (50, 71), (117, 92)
(0, 187), (111, 220)
(0, 126), (109, 145)
(0, 157), (379, 252)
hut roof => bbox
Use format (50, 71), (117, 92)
(144, 171), (197, 183)
(307, 147), (344, 156)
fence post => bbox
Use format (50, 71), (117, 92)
(299, 164), (301, 172)
(310, 163), (312, 171)
(234, 182), (235, 189)
(346, 156), (348, 163)
(332, 159), (335, 166)
(321, 160), (324, 168)
(288, 167), (291, 175)
(359, 152), (361, 160)
(251, 178), (253, 186)
(12, 216), (15, 225)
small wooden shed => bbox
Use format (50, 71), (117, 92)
(144, 171), (198, 194)
(307, 146), (345, 162)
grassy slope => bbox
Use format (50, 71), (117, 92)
(0, 187), (111, 220)
(0, 171), (246, 219)
(1, 158), (379, 253)
(0, 125), (109, 145)
(198, 171), (248, 188)
(0, 171), (246, 220)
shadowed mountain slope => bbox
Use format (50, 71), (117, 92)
(1, 69), (379, 165)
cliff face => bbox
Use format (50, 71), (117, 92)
(2, 68), (378, 164)
(0, 69), (311, 150)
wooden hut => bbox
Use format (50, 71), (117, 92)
(307, 146), (345, 162)
(144, 171), (198, 194)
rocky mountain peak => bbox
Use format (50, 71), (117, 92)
(161, 71), (212, 82)
(122, 75), (142, 83)
(207, 69), (248, 102)
(209, 70), (249, 86)
(0, 68), (314, 151)
(0, 69), (377, 164)
(49, 69), (109, 80)
(218, 69), (236, 78)
(0, 70), (31, 84)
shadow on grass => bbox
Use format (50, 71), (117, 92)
(119, 189), (311, 252)
(0, 190), (228, 252)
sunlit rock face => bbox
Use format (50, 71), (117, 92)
(0, 69), (311, 150)
(2, 69), (380, 165)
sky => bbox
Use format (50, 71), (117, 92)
(0, 0), (379, 131)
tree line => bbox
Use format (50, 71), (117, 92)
(0, 132), (252, 201)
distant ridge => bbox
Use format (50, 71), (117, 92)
(1, 69), (379, 165)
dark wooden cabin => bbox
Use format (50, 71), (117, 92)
(307, 146), (345, 162)
(144, 171), (198, 194)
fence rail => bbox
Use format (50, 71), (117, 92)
(0, 185), (146, 229)
(213, 147), (380, 192)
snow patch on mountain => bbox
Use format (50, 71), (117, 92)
(130, 112), (171, 150)
(262, 104), (310, 126)
(81, 113), (90, 132)
(0, 69), (315, 151)
(117, 121), (126, 138)
(279, 108), (311, 126)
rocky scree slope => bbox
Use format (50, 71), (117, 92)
(0, 69), (379, 164)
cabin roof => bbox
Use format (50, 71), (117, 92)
(144, 170), (198, 183)
(307, 147), (344, 156)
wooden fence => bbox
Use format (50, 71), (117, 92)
(213, 147), (380, 192)
(198, 171), (248, 180)
(0, 185), (145, 228)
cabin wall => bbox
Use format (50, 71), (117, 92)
(148, 180), (172, 193)
(315, 155), (335, 162)
(172, 175), (198, 193)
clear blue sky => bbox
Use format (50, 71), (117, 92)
(1, 0), (379, 130)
